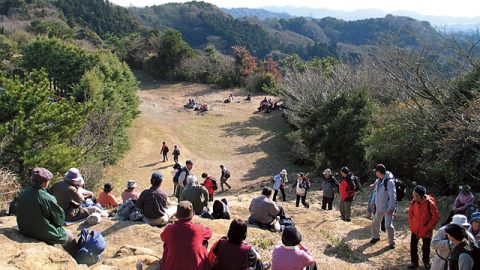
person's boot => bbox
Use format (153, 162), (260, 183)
(407, 263), (419, 269)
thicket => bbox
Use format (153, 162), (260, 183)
(0, 36), (139, 188)
(280, 35), (480, 193)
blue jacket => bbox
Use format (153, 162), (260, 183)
(373, 171), (397, 212)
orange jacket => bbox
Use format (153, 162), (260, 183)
(408, 195), (440, 238)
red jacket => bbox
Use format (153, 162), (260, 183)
(339, 177), (355, 201)
(204, 177), (215, 195)
(160, 219), (212, 270)
(408, 195), (440, 238)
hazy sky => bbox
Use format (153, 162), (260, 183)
(109, 0), (479, 17)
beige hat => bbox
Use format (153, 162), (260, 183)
(86, 213), (102, 225)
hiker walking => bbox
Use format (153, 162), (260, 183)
(201, 173), (216, 202)
(292, 173), (310, 208)
(272, 169), (288, 202)
(407, 185), (440, 269)
(174, 160), (193, 200)
(161, 141), (169, 162)
(322, 168), (339, 210)
(220, 165), (231, 191)
(172, 145), (180, 163)
(339, 166), (356, 222)
(370, 164), (397, 249)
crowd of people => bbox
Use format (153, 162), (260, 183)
(12, 155), (480, 270)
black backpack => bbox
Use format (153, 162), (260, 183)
(211, 178), (218, 191)
(173, 167), (189, 185)
(212, 199), (230, 219)
(223, 169), (230, 179)
(353, 176), (361, 192)
(384, 177), (406, 202)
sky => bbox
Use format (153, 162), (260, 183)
(109, 0), (480, 17)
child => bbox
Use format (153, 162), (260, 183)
(98, 183), (122, 209)
(201, 173), (215, 202)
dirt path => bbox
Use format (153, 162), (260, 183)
(102, 72), (413, 269)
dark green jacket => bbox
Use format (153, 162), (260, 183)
(16, 187), (68, 245)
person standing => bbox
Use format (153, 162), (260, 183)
(291, 173), (310, 208)
(160, 201), (212, 270)
(431, 215), (475, 270)
(202, 173), (215, 202)
(407, 185), (440, 269)
(339, 166), (356, 222)
(272, 169), (288, 202)
(175, 160), (193, 200)
(322, 168), (339, 211)
(172, 145), (180, 163)
(220, 165), (232, 191)
(370, 164), (397, 249)
(161, 141), (169, 162)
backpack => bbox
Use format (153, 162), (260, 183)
(8, 197), (17, 216)
(223, 169), (230, 179)
(163, 146), (169, 153)
(353, 176), (361, 192)
(115, 199), (136, 221)
(173, 167), (188, 184)
(211, 178), (218, 191)
(384, 177), (406, 202)
(279, 216), (295, 231)
(75, 228), (106, 265)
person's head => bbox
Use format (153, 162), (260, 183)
(470, 212), (480, 233)
(186, 175), (197, 186)
(261, 187), (273, 198)
(340, 166), (349, 177)
(176, 201), (194, 220)
(174, 145), (178, 149)
(280, 169), (287, 176)
(460, 185), (472, 194)
(282, 226), (302, 246)
(103, 183), (113, 193)
(445, 223), (468, 245)
(374, 164), (386, 179)
(323, 168), (332, 178)
(220, 164), (224, 169)
(186, 160), (193, 170)
(201, 172), (208, 179)
(450, 214), (470, 228)
(227, 219), (248, 245)
(162, 141), (166, 145)
(65, 168), (83, 186)
(150, 172), (163, 187)
(31, 167), (53, 188)
(413, 185), (427, 202)
(126, 179), (136, 190)
(297, 172), (305, 180)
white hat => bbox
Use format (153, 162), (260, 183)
(280, 169), (287, 175)
(86, 212), (102, 225)
(323, 169), (332, 176)
(451, 214), (470, 226)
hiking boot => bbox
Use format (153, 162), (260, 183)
(262, 262), (271, 270)
(345, 218), (351, 222)
(424, 262), (431, 269)
(388, 243), (396, 249)
(369, 238), (380, 244)
(407, 264), (418, 269)
(304, 204), (309, 208)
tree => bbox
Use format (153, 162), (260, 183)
(0, 70), (86, 183)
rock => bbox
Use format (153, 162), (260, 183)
(8, 246), (79, 270)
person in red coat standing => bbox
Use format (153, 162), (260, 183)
(339, 166), (356, 222)
(160, 200), (212, 270)
(202, 173), (215, 202)
(407, 185), (440, 270)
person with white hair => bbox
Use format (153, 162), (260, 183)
(272, 169), (288, 202)
(180, 175), (209, 215)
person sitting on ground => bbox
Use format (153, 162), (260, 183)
(271, 225), (316, 270)
(136, 172), (177, 226)
(202, 173), (215, 202)
(50, 168), (103, 222)
(198, 103), (209, 112)
(160, 201), (212, 270)
(180, 175), (209, 215)
(224, 93), (234, 103)
(209, 219), (271, 270)
(121, 179), (140, 201)
(444, 223), (478, 270)
(468, 212), (480, 241)
(212, 199), (230, 220)
(248, 187), (283, 232)
(444, 185), (475, 225)
(16, 167), (77, 253)
(97, 183), (122, 209)
(431, 214), (475, 270)
(245, 93), (252, 101)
